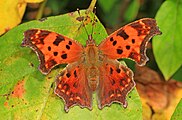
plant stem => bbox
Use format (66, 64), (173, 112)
(36, 0), (47, 20)
(87, 0), (97, 13)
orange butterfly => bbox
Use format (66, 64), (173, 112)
(21, 18), (161, 112)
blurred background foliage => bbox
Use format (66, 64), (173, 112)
(23, 0), (163, 28)
(0, 0), (182, 120)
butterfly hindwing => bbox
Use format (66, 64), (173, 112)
(97, 58), (135, 109)
(21, 29), (84, 74)
(54, 63), (92, 112)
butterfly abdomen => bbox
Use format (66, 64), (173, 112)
(86, 66), (99, 91)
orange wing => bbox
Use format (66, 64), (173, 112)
(97, 59), (135, 109)
(54, 64), (92, 112)
(98, 18), (162, 66)
(21, 29), (83, 74)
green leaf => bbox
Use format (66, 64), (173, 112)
(98, 0), (121, 26)
(172, 66), (182, 82)
(0, 10), (142, 119)
(153, 0), (182, 80)
(171, 99), (182, 120)
(98, 0), (119, 13)
(124, 0), (140, 22)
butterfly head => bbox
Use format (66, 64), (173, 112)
(86, 34), (95, 46)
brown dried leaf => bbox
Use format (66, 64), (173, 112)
(135, 66), (182, 120)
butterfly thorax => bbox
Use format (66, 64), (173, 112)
(85, 35), (99, 65)
(84, 36), (101, 91)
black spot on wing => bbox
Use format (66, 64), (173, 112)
(74, 70), (77, 78)
(53, 52), (58, 56)
(110, 67), (113, 74)
(110, 37), (114, 42)
(116, 68), (121, 73)
(66, 45), (70, 50)
(111, 79), (115, 85)
(132, 39), (135, 44)
(68, 41), (72, 45)
(117, 49), (123, 54)
(48, 46), (51, 51)
(112, 41), (117, 46)
(53, 35), (65, 46)
(126, 45), (130, 50)
(117, 30), (129, 40)
(66, 73), (71, 78)
(61, 54), (67, 59)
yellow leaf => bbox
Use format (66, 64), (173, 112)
(25, 0), (44, 3)
(0, 0), (44, 35)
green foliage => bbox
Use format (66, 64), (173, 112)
(124, 0), (140, 22)
(172, 66), (182, 81)
(46, 0), (69, 15)
(98, 0), (118, 13)
(98, 0), (140, 26)
(153, 0), (182, 80)
(0, 10), (142, 119)
(171, 99), (182, 120)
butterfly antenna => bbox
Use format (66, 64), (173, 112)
(77, 8), (89, 37)
(91, 7), (97, 36)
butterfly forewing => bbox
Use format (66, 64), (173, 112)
(98, 18), (162, 66)
(21, 29), (84, 74)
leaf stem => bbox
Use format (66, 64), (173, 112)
(86, 0), (97, 13)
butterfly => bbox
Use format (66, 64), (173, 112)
(21, 17), (161, 112)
